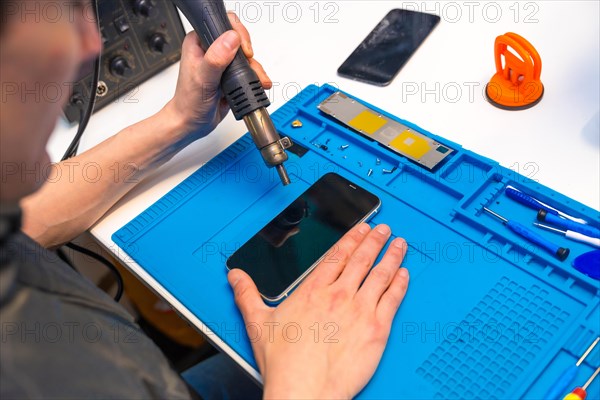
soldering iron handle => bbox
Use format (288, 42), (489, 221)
(170, 0), (270, 120)
(538, 210), (600, 239)
(505, 188), (558, 215)
(507, 221), (569, 260)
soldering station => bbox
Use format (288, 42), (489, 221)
(34, 0), (600, 398)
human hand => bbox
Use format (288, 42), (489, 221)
(164, 12), (272, 140)
(228, 223), (410, 399)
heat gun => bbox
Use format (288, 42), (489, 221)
(171, 0), (292, 185)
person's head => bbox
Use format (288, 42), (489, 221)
(0, 0), (102, 202)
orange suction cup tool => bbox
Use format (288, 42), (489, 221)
(486, 32), (544, 110)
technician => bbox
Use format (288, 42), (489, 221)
(0, 1), (410, 398)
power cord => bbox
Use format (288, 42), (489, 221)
(60, 0), (124, 302)
(62, 16), (101, 158)
(66, 242), (124, 302)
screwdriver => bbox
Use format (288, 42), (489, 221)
(533, 223), (600, 248)
(483, 208), (570, 261)
(504, 186), (589, 225)
(545, 337), (600, 400)
(562, 367), (600, 400)
(538, 210), (600, 239)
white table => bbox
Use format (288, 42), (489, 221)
(49, 0), (600, 382)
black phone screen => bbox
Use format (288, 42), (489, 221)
(226, 173), (380, 301)
(338, 9), (440, 86)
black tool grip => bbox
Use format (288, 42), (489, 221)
(171, 0), (270, 119)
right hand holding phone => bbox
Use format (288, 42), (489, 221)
(227, 223), (409, 399)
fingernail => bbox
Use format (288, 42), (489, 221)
(376, 224), (390, 235)
(358, 224), (370, 234)
(393, 238), (406, 248)
(228, 269), (241, 287)
(264, 76), (273, 87)
(223, 31), (240, 51)
(399, 268), (409, 278)
(247, 41), (254, 55)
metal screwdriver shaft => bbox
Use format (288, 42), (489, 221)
(577, 337), (600, 366)
(545, 337), (600, 400)
(582, 367), (600, 389)
(533, 223), (600, 248)
(483, 207), (570, 261)
(562, 367), (600, 400)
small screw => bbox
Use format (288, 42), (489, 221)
(382, 169), (393, 174)
(291, 120), (303, 128)
(368, 169), (373, 177)
(340, 145), (349, 150)
(96, 81), (108, 97)
(358, 161), (363, 167)
(376, 158), (381, 165)
(342, 156), (347, 159)
(325, 138), (331, 145)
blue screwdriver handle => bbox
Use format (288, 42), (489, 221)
(540, 211), (600, 239)
(507, 220), (570, 260)
(543, 364), (578, 400)
(505, 188), (559, 215)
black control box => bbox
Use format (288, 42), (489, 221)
(64, 0), (186, 123)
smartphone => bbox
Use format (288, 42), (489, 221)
(338, 9), (441, 86)
(226, 173), (381, 303)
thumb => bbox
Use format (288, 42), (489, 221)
(198, 30), (241, 89)
(228, 268), (267, 319)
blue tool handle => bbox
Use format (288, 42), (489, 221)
(505, 188), (558, 215)
(540, 211), (600, 238)
(543, 365), (578, 400)
(507, 221), (570, 260)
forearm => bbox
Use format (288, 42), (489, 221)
(21, 103), (189, 248)
(20, 23), (269, 249)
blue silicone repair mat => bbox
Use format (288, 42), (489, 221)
(113, 84), (600, 399)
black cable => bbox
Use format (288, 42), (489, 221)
(56, 247), (78, 272)
(66, 242), (124, 302)
(62, 0), (101, 161)
(59, 0), (125, 303)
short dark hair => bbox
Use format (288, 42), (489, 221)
(1, 1), (14, 33)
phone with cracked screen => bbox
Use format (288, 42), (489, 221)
(338, 9), (440, 86)
(226, 173), (381, 304)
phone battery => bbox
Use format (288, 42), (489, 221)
(318, 92), (453, 170)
